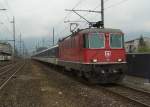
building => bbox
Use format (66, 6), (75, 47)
(0, 42), (12, 54)
(125, 37), (150, 53)
(0, 42), (13, 61)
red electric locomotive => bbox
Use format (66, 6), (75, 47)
(58, 28), (126, 83)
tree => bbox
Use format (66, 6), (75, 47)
(138, 36), (150, 52)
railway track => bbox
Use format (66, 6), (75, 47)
(0, 62), (13, 68)
(33, 61), (150, 106)
(100, 84), (150, 107)
(0, 63), (18, 74)
(0, 61), (26, 90)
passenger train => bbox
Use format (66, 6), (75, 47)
(32, 28), (127, 84)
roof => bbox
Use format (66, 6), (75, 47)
(32, 45), (58, 56)
(125, 37), (150, 43)
(80, 28), (123, 33)
(60, 28), (123, 42)
(0, 42), (11, 46)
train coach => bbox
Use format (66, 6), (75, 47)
(33, 45), (58, 64)
(32, 28), (127, 84)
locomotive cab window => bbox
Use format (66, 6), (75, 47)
(88, 33), (104, 48)
(110, 34), (123, 48)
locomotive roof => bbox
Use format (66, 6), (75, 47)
(80, 28), (123, 33)
(59, 28), (123, 42)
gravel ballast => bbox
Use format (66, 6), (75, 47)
(0, 60), (143, 107)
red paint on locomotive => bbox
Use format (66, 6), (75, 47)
(59, 28), (126, 64)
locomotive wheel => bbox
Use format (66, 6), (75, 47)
(82, 71), (99, 84)
(76, 71), (83, 77)
(83, 71), (91, 79)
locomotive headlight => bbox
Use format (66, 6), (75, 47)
(93, 59), (98, 63)
(117, 58), (122, 62)
(113, 69), (118, 73)
(101, 70), (105, 74)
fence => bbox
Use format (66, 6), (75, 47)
(127, 53), (150, 79)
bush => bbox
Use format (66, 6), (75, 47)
(138, 36), (150, 53)
(138, 46), (150, 52)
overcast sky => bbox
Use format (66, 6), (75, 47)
(0, 0), (150, 52)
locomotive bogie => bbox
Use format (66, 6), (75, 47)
(58, 60), (126, 83)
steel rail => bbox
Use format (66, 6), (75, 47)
(0, 63), (14, 71)
(120, 84), (150, 95)
(0, 61), (26, 90)
(101, 86), (150, 107)
(0, 63), (20, 76)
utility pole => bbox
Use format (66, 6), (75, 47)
(19, 33), (22, 57)
(22, 41), (25, 58)
(101, 0), (104, 28)
(66, 3), (104, 28)
(10, 16), (16, 61)
(42, 38), (45, 47)
(37, 41), (39, 49)
(53, 27), (54, 46)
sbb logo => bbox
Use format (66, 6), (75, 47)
(105, 51), (111, 58)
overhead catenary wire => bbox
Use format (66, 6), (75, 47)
(105, 0), (129, 10)
(66, 0), (110, 24)
(3, 0), (22, 37)
(63, 0), (88, 21)
(58, 0), (103, 34)
(70, 0), (111, 21)
(0, 0), (14, 36)
(0, 0), (26, 54)
(55, 0), (112, 42)
(56, 0), (89, 37)
(3, 0), (14, 16)
(0, 0), (12, 24)
(104, 0), (110, 3)
(78, 0), (129, 28)
(58, 0), (129, 38)
(54, 0), (87, 28)
(64, 0), (105, 23)
(0, 2), (11, 29)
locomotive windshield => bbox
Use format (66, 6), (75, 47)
(85, 33), (104, 48)
(83, 33), (123, 49)
(110, 34), (123, 48)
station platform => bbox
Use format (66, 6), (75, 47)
(122, 75), (150, 92)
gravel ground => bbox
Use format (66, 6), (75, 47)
(0, 60), (144, 107)
(0, 61), (12, 68)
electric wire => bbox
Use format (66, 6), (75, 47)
(4, 0), (22, 37)
(63, 0), (87, 21)
(58, 0), (129, 37)
(0, 0), (13, 36)
(105, 0), (129, 10)
(104, 0), (111, 4)
(56, 0), (88, 38)
(79, 0), (129, 28)
(55, 0), (87, 28)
